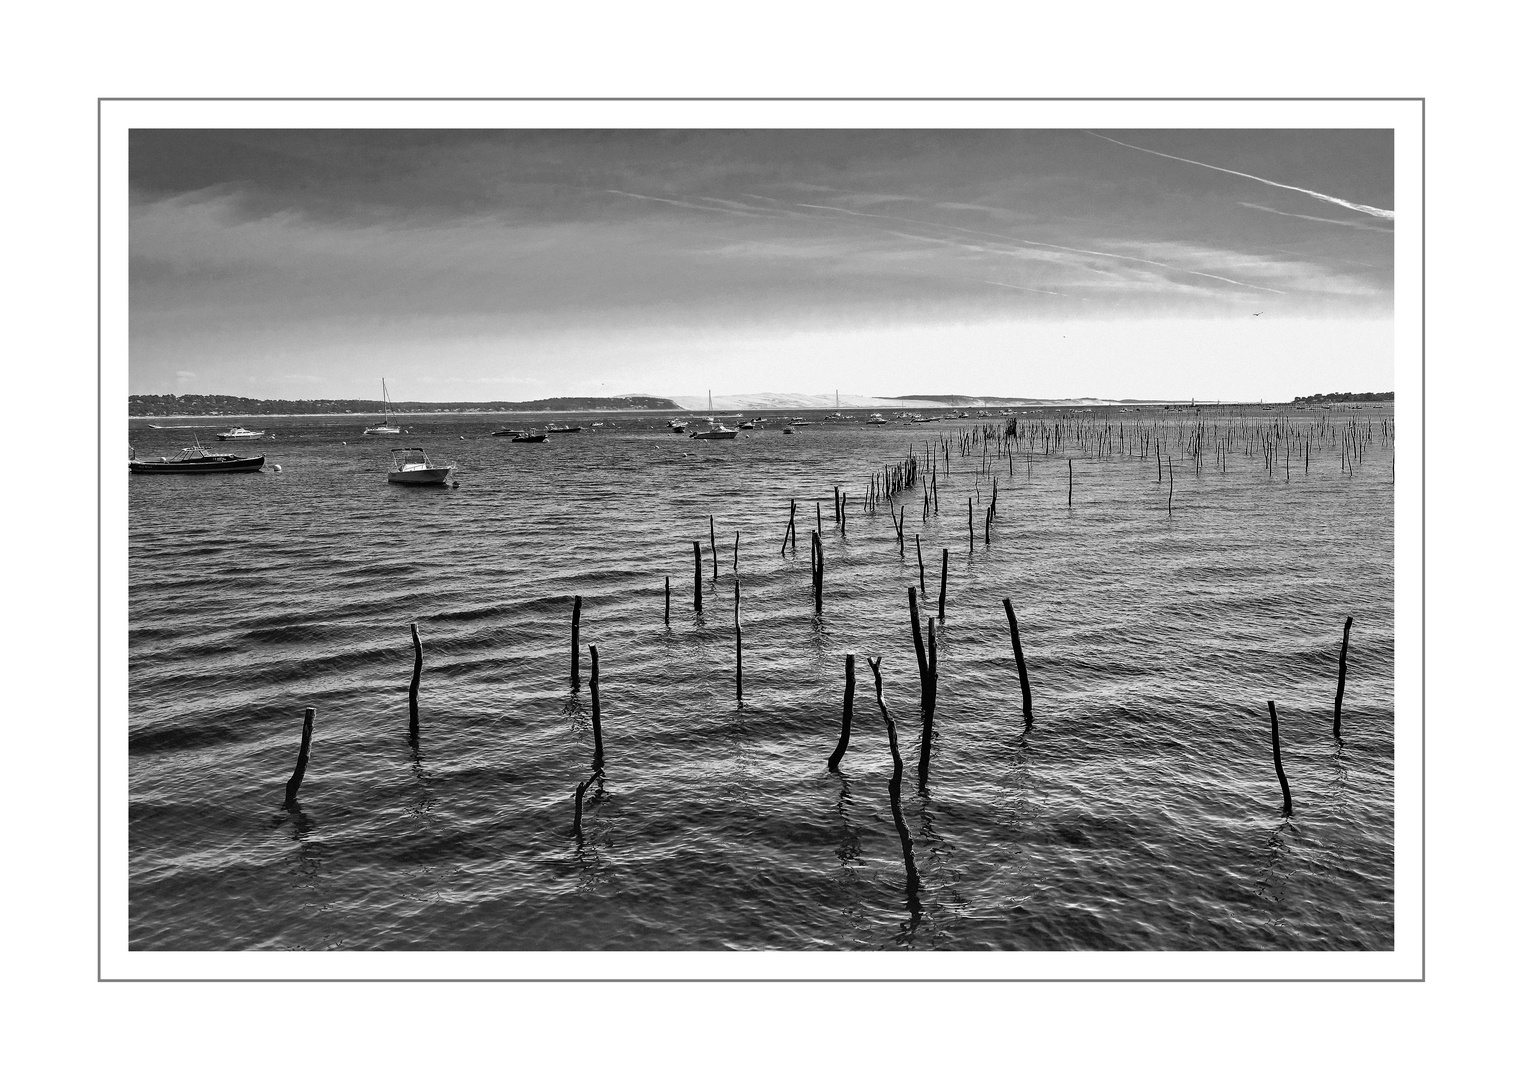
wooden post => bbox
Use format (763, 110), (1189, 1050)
(1002, 599), (1034, 726)
(811, 530), (824, 614)
(781, 499), (796, 555)
(283, 707), (315, 807)
(408, 622), (422, 741)
(1334, 616), (1353, 739)
(834, 485), (841, 523)
(590, 644), (603, 768)
(733, 530), (740, 572)
(967, 497), (974, 554)
(938, 548), (948, 621)
(734, 578), (743, 703)
(1068, 458), (1073, 507)
(664, 576), (670, 626)
(915, 535), (926, 598)
(1168, 461), (1174, 517)
(709, 515), (718, 580)
(692, 541), (703, 613)
(897, 506), (905, 558)
(570, 595), (582, 690)
(1269, 700), (1292, 817)
(918, 617), (937, 791)
(867, 656), (919, 899)
(826, 654), (856, 771)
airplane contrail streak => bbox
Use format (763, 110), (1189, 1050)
(1083, 132), (1395, 220)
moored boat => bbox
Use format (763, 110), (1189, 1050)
(364, 379), (403, 435)
(130, 442), (265, 474)
(215, 425), (266, 440)
(490, 428), (526, 437)
(545, 424), (581, 433)
(386, 447), (452, 485)
(867, 413), (888, 425)
(512, 431), (548, 443)
(690, 423), (738, 440)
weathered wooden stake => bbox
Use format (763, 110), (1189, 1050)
(709, 515), (718, 580)
(918, 617), (938, 791)
(827, 654), (856, 771)
(1268, 700), (1292, 817)
(664, 576), (670, 626)
(570, 595), (582, 689)
(590, 644), (603, 768)
(692, 541), (703, 613)
(283, 707), (315, 807)
(938, 548), (948, 621)
(1002, 598), (1034, 726)
(782, 499), (796, 555)
(1334, 615), (1353, 739)
(408, 621), (423, 740)
(1168, 461), (1174, 516)
(734, 578), (743, 703)
(915, 535), (926, 597)
(733, 530), (740, 572)
(867, 656), (919, 898)
(1068, 458), (1073, 507)
(968, 497), (974, 553)
(811, 530), (824, 613)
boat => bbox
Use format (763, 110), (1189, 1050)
(386, 447), (452, 485)
(364, 380), (403, 435)
(490, 428), (526, 437)
(867, 413), (888, 425)
(782, 426), (795, 435)
(512, 431), (548, 443)
(739, 419), (755, 430)
(215, 425), (266, 440)
(545, 424), (581, 433)
(130, 441), (264, 474)
(690, 423), (738, 440)
(667, 418), (688, 433)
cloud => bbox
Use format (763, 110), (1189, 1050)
(1084, 131), (1396, 220)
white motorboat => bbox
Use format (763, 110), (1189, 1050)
(215, 425), (266, 440)
(387, 447), (452, 485)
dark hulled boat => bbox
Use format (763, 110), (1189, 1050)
(129, 443), (265, 474)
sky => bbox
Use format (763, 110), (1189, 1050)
(128, 129), (1394, 401)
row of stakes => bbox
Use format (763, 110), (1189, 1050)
(280, 546), (1358, 899)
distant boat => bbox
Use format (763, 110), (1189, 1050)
(690, 423), (738, 440)
(867, 413), (888, 425)
(490, 429), (526, 437)
(667, 418), (688, 433)
(130, 441), (264, 474)
(545, 424), (581, 433)
(783, 426), (795, 435)
(387, 446), (452, 485)
(364, 379), (403, 435)
(215, 425), (266, 440)
(739, 419), (755, 430)
(512, 431), (548, 443)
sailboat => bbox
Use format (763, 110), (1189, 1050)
(364, 380), (403, 435)
(690, 390), (738, 440)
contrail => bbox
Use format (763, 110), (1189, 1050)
(1238, 202), (1393, 233)
(1083, 131), (1395, 220)
(984, 280), (1069, 298)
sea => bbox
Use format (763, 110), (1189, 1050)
(126, 406), (1395, 951)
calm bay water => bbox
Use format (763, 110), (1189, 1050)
(127, 407), (1395, 950)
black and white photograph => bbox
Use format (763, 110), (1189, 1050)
(103, 102), (1421, 977)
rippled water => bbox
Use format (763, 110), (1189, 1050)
(127, 406), (1395, 950)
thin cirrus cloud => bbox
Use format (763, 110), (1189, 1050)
(128, 129), (1393, 398)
